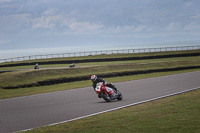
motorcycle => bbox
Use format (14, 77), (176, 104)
(95, 82), (123, 102)
(34, 65), (39, 69)
(69, 63), (75, 68)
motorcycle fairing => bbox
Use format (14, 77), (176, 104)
(106, 87), (114, 95)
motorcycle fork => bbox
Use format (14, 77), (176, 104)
(102, 90), (109, 96)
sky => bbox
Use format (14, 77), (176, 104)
(0, 0), (200, 50)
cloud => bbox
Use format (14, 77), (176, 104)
(0, 13), (31, 22)
(107, 25), (151, 34)
(0, 0), (13, 2)
(42, 8), (58, 16)
(1, 0), (200, 50)
(31, 13), (104, 33)
(0, 39), (12, 45)
(184, 22), (200, 30)
(30, 8), (105, 33)
(32, 15), (60, 29)
(133, 25), (152, 32)
(190, 9), (200, 19)
(68, 21), (104, 32)
(0, 13), (31, 31)
(166, 22), (181, 31)
(184, 1), (193, 8)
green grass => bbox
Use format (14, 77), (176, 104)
(0, 68), (200, 99)
(22, 88), (200, 133)
(1, 49), (200, 99)
(1, 56), (200, 88)
(1, 49), (200, 72)
(1, 50), (199, 132)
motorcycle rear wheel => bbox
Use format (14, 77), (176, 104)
(117, 91), (123, 100)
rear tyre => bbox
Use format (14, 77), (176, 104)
(117, 91), (123, 100)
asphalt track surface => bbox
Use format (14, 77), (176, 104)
(0, 71), (200, 133)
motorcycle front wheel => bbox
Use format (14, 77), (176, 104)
(101, 92), (111, 102)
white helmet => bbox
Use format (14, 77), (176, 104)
(91, 75), (97, 81)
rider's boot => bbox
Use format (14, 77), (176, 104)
(98, 94), (102, 98)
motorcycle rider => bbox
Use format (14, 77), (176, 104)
(34, 63), (39, 69)
(91, 75), (118, 97)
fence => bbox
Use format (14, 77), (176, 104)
(1, 45), (200, 63)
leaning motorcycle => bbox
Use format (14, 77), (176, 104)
(95, 82), (123, 102)
(34, 65), (39, 69)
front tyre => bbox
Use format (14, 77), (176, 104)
(101, 92), (111, 102)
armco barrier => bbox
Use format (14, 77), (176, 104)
(1, 45), (200, 63)
(1, 51), (200, 68)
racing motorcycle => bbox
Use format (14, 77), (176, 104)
(95, 82), (123, 102)
(34, 64), (39, 69)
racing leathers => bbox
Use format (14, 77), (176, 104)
(92, 77), (117, 92)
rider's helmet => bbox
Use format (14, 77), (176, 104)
(91, 75), (97, 81)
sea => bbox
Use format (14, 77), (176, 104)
(0, 40), (200, 62)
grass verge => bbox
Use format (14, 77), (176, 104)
(1, 50), (200, 99)
(0, 68), (200, 99)
(1, 56), (200, 88)
(22, 88), (200, 133)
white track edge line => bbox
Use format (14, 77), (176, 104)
(19, 87), (199, 132)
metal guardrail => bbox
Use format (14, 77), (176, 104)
(1, 45), (200, 63)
